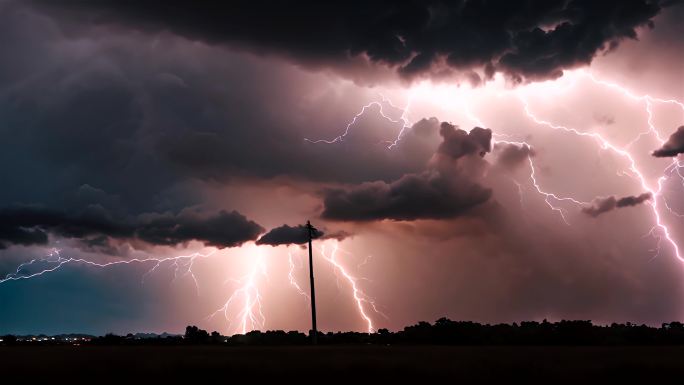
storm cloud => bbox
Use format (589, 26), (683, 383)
(33, 0), (670, 82)
(256, 224), (323, 246)
(134, 210), (264, 248)
(493, 142), (535, 170)
(437, 123), (491, 158)
(581, 192), (652, 218)
(322, 124), (493, 221)
(0, 0), (440, 217)
(0, 205), (264, 249)
(652, 126), (684, 157)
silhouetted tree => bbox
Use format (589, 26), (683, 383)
(184, 325), (210, 343)
(210, 331), (224, 343)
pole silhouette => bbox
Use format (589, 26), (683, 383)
(305, 220), (318, 345)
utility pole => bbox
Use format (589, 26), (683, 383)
(305, 220), (318, 345)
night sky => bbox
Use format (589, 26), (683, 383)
(1, 0), (684, 336)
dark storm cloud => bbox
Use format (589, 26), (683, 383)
(0, 205), (133, 248)
(437, 123), (491, 158)
(135, 210), (264, 248)
(581, 192), (652, 217)
(492, 142), (535, 170)
(652, 126), (684, 157)
(0, 1), (444, 219)
(256, 224), (352, 246)
(31, 0), (671, 82)
(0, 226), (48, 250)
(0, 205), (263, 249)
(256, 224), (323, 246)
(321, 174), (492, 221)
(322, 125), (493, 221)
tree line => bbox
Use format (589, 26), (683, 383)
(4, 319), (684, 346)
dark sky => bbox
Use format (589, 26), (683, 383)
(1, 0), (683, 335)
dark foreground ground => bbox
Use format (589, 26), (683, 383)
(3, 345), (684, 383)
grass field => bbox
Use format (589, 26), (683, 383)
(2, 345), (684, 383)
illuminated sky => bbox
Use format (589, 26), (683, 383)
(1, 0), (684, 335)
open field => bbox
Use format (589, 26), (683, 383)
(2, 345), (684, 383)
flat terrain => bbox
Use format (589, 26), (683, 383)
(2, 345), (684, 383)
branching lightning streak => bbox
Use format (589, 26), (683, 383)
(1, 241), (380, 334)
(308, 71), (682, 263)
(517, 73), (684, 262)
(0, 248), (217, 293)
(304, 95), (412, 149)
(490, 135), (586, 224)
(526, 155), (588, 225)
(288, 250), (310, 303)
(380, 93), (413, 148)
(319, 242), (385, 333)
(356, 254), (373, 270)
(582, 70), (684, 110)
(207, 249), (267, 335)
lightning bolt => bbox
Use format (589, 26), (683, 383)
(207, 246), (267, 335)
(304, 95), (412, 149)
(1, 248), (217, 293)
(287, 249), (310, 303)
(284, 243), (383, 333)
(526, 154), (588, 225)
(516, 73), (683, 262)
(307, 70), (682, 263)
(319, 241), (385, 333)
